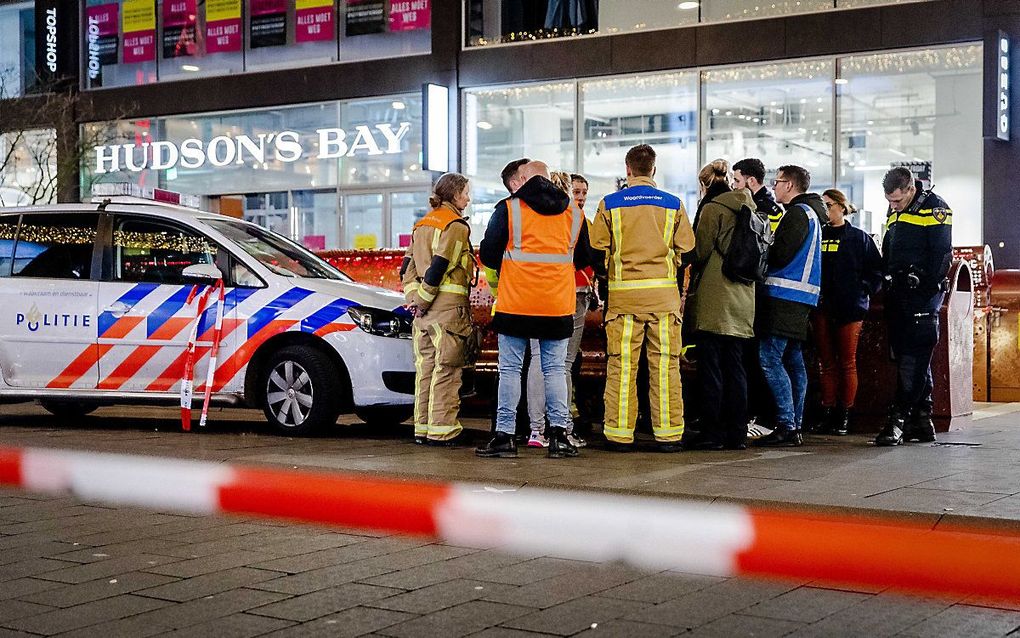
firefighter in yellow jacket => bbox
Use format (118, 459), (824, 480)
(399, 173), (475, 446)
(589, 144), (696, 451)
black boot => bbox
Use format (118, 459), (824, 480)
(547, 426), (579, 459)
(874, 413), (904, 446)
(833, 407), (849, 436)
(810, 407), (833, 434)
(752, 428), (803, 447)
(475, 432), (518, 458)
(905, 411), (936, 443)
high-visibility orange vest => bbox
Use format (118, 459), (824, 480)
(497, 198), (583, 317)
(414, 206), (462, 233)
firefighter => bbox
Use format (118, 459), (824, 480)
(874, 167), (954, 446)
(400, 172), (475, 446)
(589, 144), (695, 451)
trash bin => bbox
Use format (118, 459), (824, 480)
(953, 246), (993, 402)
(989, 270), (1020, 402)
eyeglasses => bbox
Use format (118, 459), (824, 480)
(772, 179), (790, 187)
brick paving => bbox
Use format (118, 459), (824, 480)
(2, 403), (1020, 635)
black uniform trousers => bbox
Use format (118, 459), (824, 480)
(886, 292), (944, 417)
(696, 331), (749, 445)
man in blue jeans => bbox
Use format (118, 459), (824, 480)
(753, 165), (824, 447)
(476, 161), (596, 458)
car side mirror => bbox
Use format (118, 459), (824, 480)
(182, 263), (223, 283)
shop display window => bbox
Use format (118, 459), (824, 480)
(84, 0), (158, 89)
(83, 0), (429, 88)
(581, 72), (699, 216)
(702, 60), (835, 194)
(0, 128), (58, 207)
(463, 81), (575, 237)
(0, 1), (35, 98)
(837, 46), (983, 243)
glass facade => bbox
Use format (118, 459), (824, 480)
(0, 1), (36, 98)
(82, 93), (431, 250)
(0, 128), (57, 207)
(465, 0), (931, 48)
(84, 0), (431, 89)
(463, 44), (983, 244)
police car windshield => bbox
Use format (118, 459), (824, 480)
(206, 219), (350, 281)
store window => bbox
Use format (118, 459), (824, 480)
(0, 1), (35, 98)
(84, 0), (159, 89)
(464, 0), (932, 47)
(0, 128), (57, 207)
(837, 46), (983, 243)
(463, 81), (575, 236)
(82, 93), (428, 251)
(84, 0), (430, 88)
(703, 60), (834, 194)
(581, 72), (699, 216)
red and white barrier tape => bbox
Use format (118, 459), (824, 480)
(199, 281), (227, 429)
(1, 445), (1019, 603)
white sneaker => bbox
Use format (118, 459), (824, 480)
(527, 431), (549, 448)
(747, 419), (774, 440)
(566, 433), (587, 448)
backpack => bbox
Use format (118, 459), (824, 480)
(721, 202), (773, 284)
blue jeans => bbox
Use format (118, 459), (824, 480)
(497, 335), (569, 435)
(759, 336), (807, 432)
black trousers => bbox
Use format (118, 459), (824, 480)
(696, 331), (749, 444)
(887, 297), (942, 417)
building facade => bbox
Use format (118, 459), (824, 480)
(1, 1), (1018, 263)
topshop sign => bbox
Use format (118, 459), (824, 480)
(93, 123), (412, 174)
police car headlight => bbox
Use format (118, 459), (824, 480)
(348, 307), (412, 339)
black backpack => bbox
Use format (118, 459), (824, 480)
(721, 203), (773, 284)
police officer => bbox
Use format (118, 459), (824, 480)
(400, 172), (475, 446)
(589, 144), (695, 451)
(874, 167), (953, 446)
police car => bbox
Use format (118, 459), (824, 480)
(0, 185), (415, 434)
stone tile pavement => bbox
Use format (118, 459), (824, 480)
(2, 402), (1020, 635)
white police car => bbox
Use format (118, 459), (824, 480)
(0, 186), (415, 434)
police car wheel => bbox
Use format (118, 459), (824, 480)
(260, 345), (339, 435)
(39, 400), (99, 419)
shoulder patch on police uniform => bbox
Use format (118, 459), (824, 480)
(932, 208), (949, 223)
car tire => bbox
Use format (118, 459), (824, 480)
(259, 345), (340, 436)
(39, 400), (99, 419)
(354, 405), (413, 427)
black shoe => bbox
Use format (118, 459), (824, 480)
(425, 431), (469, 447)
(690, 436), (724, 451)
(833, 408), (849, 436)
(724, 438), (748, 450)
(752, 429), (803, 447)
(874, 415), (904, 446)
(475, 432), (518, 458)
(809, 407), (833, 434)
(604, 440), (633, 452)
(547, 426), (579, 459)
(653, 441), (684, 453)
(904, 412), (936, 443)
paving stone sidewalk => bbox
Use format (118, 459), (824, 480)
(2, 403), (1020, 636)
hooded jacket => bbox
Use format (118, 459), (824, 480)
(479, 176), (595, 339)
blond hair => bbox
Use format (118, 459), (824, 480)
(550, 171), (572, 194)
(429, 172), (469, 210)
(698, 159), (731, 191)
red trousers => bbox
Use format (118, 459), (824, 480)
(811, 314), (863, 409)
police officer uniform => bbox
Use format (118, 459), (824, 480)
(400, 202), (475, 444)
(589, 176), (695, 449)
(875, 181), (953, 446)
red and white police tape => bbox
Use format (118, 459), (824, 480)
(1, 444), (1019, 603)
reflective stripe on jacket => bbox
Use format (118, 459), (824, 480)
(764, 203), (822, 307)
(496, 197), (583, 317)
(401, 205), (473, 311)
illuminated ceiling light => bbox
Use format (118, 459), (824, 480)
(476, 121), (493, 130)
(391, 101), (406, 110)
(835, 78), (848, 85)
(677, 1), (699, 9)
(181, 64), (200, 72)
